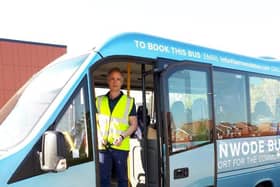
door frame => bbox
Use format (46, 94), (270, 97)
(154, 58), (217, 187)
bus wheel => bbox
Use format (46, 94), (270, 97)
(256, 181), (272, 187)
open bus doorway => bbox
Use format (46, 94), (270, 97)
(91, 58), (159, 187)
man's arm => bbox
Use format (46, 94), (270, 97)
(122, 98), (138, 137)
(123, 116), (138, 137)
(113, 116), (138, 146)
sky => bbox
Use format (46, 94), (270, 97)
(1, 0), (280, 59)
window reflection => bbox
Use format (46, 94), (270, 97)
(213, 71), (280, 139)
(168, 69), (212, 153)
(213, 71), (248, 139)
(249, 77), (280, 136)
(55, 87), (89, 161)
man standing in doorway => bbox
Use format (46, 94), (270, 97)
(96, 67), (138, 187)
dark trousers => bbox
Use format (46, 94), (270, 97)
(99, 149), (129, 187)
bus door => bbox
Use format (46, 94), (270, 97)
(155, 59), (216, 187)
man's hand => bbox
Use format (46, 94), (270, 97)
(113, 135), (124, 146)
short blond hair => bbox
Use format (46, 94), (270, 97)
(107, 67), (124, 78)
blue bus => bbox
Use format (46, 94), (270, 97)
(1, 32), (280, 187)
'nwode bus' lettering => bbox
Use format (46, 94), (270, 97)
(268, 139), (280, 152)
(219, 140), (265, 159)
(229, 142), (241, 157)
(219, 143), (228, 158)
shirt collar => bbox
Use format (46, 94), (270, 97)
(106, 91), (123, 101)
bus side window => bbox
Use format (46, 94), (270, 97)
(170, 101), (192, 151)
(55, 83), (91, 164)
(251, 101), (273, 125)
(191, 98), (208, 122)
(275, 98), (280, 121)
(171, 101), (187, 128)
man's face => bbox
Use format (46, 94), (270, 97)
(107, 71), (123, 92)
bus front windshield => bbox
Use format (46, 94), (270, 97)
(0, 54), (89, 151)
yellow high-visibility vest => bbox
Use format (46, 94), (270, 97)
(96, 94), (133, 151)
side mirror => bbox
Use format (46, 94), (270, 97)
(40, 131), (67, 172)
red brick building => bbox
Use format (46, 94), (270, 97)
(0, 38), (67, 108)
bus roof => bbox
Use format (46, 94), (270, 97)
(96, 32), (280, 76)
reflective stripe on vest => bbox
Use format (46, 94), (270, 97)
(96, 94), (133, 151)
